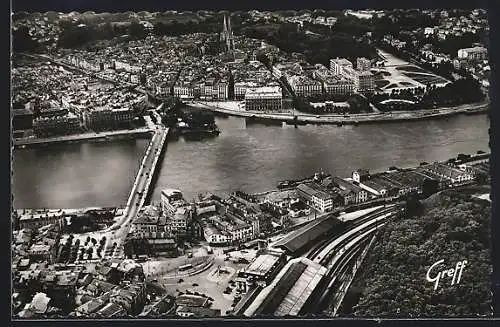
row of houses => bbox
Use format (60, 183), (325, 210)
(201, 194), (263, 246)
(32, 112), (81, 137)
(422, 10), (488, 41)
(296, 176), (370, 213)
(173, 77), (230, 100)
(270, 56), (374, 100)
(31, 105), (137, 136)
(294, 161), (476, 213)
(202, 213), (254, 245)
(13, 209), (70, 230)
(131, 159), (480, 248)
(232, 60), (276, 100)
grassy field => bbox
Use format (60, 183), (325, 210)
(372, 70), (392, 77)
(403, 72), (448, 84)
(385, 83), (400, 89)
(375, 79), (391, 88)
(396, 65), (427, 73)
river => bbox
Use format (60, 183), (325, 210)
(12, 114), (489, 209)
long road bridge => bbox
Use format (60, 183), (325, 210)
(102, 125), (169, 258)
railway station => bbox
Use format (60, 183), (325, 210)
(273, 214), (345, 256)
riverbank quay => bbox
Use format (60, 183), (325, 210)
(190, 100), (488, 125)
(13, 127), (155, 149)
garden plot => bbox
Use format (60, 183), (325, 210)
(371, 65), (424, 92)
(373, 49), (450, 93)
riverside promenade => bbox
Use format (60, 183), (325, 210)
(190, 100), (488, 125)
(13, 127), (155, 149)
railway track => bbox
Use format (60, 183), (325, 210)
(300, 204), (402, 314)
(305, 205), (398, 261)
(313, 205), (399, 263)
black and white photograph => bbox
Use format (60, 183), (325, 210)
(10, 2), (495, 320)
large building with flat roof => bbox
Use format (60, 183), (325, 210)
(457, 46), (488, 60)
(330, 58), (353, 76)
(160, 189), (184, 214)
(297, 183), (335, 213)
(356, 71), (375, 93)
(33, 112), (81, 137)
(288, 75), (323, 97)
(242, 249), (286, 284)
(83, 107), (134, 131)
(244, 86), (283, 111)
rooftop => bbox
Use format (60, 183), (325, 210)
(12, 107), (34, 116)
(96, 302), (126, 317)
(245, 253), (282, 277)
(297, 182), (333, 200)
(245, 86), (282, 99)
(330, 58), (353, 66)
(161, 188), (182, 198)
(176, 294), (209, 307)
(459, 46), (487, 52)
(30, 292), (51, 314)
(275, 259), (327, 316)
(273, 213), (343, 254)
(176, 305), (221, 317)
(244, 257), (327, 316)
(332, 177), (365, 194)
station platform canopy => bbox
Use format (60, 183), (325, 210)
(273, 215), (343, 255)
(244, 257), (327, 317)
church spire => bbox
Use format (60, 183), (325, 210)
(221, 13), (234, 53)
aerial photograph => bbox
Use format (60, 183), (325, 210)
(11, 7), (493, 319)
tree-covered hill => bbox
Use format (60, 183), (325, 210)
(351, 187), (492, 318)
